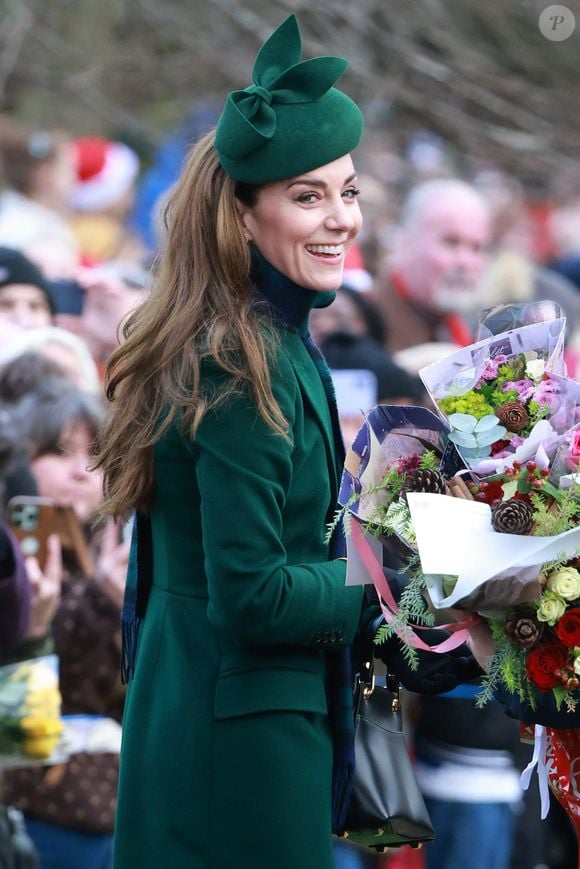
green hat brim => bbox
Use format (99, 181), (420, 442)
(217, 88), (363, 184)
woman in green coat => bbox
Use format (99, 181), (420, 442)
(97, 17), (366, 867)
(96, 15), (476, 869)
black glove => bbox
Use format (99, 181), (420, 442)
(495, 684), (580, 728)
(371, 615), (483, 696)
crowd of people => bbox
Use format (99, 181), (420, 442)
(1, 14), (580, 869)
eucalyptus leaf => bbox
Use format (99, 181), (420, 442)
(459, 446), (488, 458)
(474, 415), (501, 432)
(448, 430), (478, 448)
(449, 413), (477, 433)
(476, 428), (505, 448)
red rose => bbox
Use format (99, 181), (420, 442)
(555, 608), (580, 647)
(491, 439), (511, 456)
(525, 640), (570, 691)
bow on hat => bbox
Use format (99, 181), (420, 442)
(216, 15), (348, 161)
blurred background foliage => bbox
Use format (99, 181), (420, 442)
(0, 0), (579, 179)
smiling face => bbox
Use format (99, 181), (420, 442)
(236, 154), (362, 292)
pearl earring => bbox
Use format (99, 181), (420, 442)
(244, 233), (251, 243)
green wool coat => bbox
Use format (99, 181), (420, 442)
(113, 327), (364, 869)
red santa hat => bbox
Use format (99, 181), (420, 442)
(343, 241), (373, 292)
(71, 137), (139, 212)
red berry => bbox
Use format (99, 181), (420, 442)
(513, 461), (522, 470)
(533, 480), (544, 489)
(479, 481), (489, 490)
(540, 468), (550, 477)
(526, 462), (537, 471)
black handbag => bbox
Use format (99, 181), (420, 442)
(342, 660), (435, 853)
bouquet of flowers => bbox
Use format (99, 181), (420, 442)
(337, 405), (450, 556)
(419, 315), (579, 477)
(0, 656), (64, 766)
(336, 404), (478, 657)
(337, 302), (580, 862)
(404, 441), (580, 708)
(402, 307), (580, 710)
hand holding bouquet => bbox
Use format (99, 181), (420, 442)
(339, 302), (580, 859)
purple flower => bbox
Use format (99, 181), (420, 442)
(502, 379), (535, 404)
(478, 354), (509, 384)
(533, 379), (560, 411)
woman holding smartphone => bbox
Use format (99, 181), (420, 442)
(2, 377), (129, 869)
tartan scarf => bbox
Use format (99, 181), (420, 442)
(121, 250), (357, 831)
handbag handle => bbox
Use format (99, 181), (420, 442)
(356, 657), (401, 713)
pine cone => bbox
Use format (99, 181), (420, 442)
(495, 401), (529, 432)
(491, 499), (534, 534)
(505, 608), (543, 648)
(401, 468), (446, 500)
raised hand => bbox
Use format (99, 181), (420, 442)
(26, 534), (63, 639)
(94, 520), (131, 609)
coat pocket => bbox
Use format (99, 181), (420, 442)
(214, 666), (328, 719)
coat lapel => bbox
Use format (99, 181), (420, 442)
(283, 332), (339, 508)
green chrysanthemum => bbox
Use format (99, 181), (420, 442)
(438, 391), (494, 419)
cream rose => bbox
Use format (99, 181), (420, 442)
(537, 595), (567, 625)
(574, 656), (580, 675)
(547, 567), (580, 601)
(525, 359), (545, 382)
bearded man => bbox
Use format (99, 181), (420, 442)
(375, 178), (491, 354)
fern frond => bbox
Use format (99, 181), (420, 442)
(372, 560), (433, 671)
(419, 450), (439, 471)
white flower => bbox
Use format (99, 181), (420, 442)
(548, 567), (580, 601)
(525, 359), (545, 382)
(536, 595), (566, 625)
(574, 657), (580, 675)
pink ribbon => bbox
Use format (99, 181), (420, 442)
(351, 518), (481, 652)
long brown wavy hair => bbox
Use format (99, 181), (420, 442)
(94, 130), (288, 519)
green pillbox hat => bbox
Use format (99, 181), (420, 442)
(215, 14), (364, 184)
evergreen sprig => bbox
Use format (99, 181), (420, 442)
(373, 557), (434, 670)
(531, 485), (580, 537)
(418, 450), (439, 471)
(475, 623), (537, 709)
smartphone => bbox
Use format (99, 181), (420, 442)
(6, 496), (56, 569)
(6, 497), (95, 576)
(47, 278), (85, 315)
